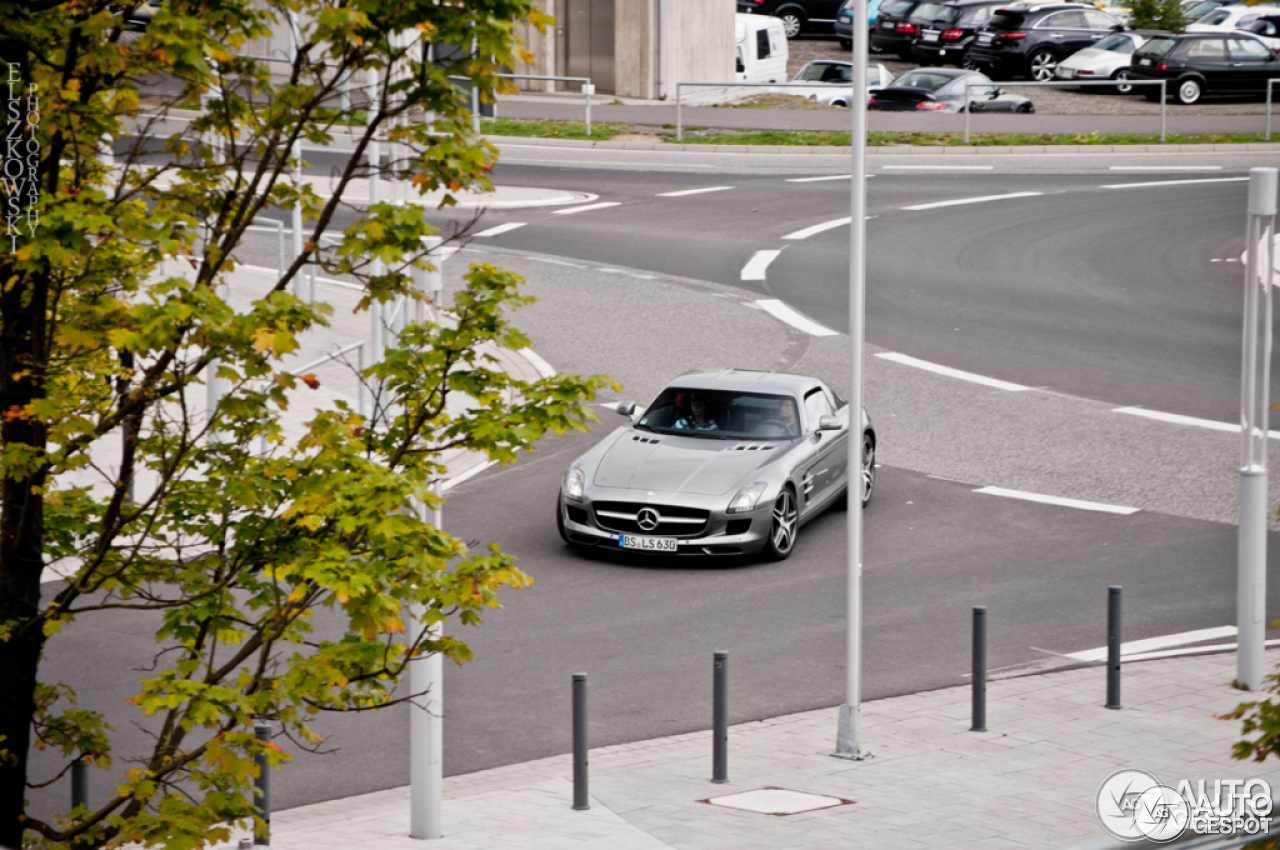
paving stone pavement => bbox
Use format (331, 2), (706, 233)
(213, 649), (1280, 850)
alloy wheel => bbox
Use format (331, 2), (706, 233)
(861, 434), (876, 507)
(1029, 49), (1057, 82)
(780, 13), (803, 38)
(767, 490), (798, 560)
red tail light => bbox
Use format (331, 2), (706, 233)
(942, 29), (965, 39)
(915, 101), (948, 110)
(897, 22), (917, 33)
(1158, 63), (1168, 70)
(1001, 31), (1027, 39)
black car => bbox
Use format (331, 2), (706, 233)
(908, 0), (1012, 66)
(738, 0), (844, 38)
(1127, 31), (1280, 104)
(965, 2), (1127, 80)
(869, 67), (1036, 110)
(871, 0), (932, 57)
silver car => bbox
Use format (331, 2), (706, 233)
(1054, 30), (1149, 92)
(556, 370), (875, 561)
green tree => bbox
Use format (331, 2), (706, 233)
(0, 1), (606, 847)
(1126, 0), (1186, 33)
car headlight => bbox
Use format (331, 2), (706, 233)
(727, 481), (768, 514)
(564, 465), (585, 501)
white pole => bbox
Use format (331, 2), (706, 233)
(835, 0), (870, 761)
(1238, 166), (1276, 691)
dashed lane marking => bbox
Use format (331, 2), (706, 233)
(740, 249), (782, 281)
(972, 486), (1139, 515)
(1112, 406), (1280, 439)
(882, 164), (994, 171)
(1109, 165), (1223, 172)
(473, 222), (527, 237)
(786, 174), (854, 182)
(1101, 176), (1249, 190)
(783, 217), (852, 240)
(553, 202), (622, 215)
(874, 352), (1032, 391)
(902, 191), (1042, 211)
(754, 299), (838, 337)
(656, 186), (734, 197)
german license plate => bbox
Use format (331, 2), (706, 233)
(978, 32), (992, 44)
(1139, 58), (1151, 65)
(923, 30), (939, 41)
(619, 534), (677, 552)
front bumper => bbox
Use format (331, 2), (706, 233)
(559, 493), (773, 556)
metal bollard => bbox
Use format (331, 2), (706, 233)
(572, 673), (589, 811)
(71, 757), (88, 816)
(712, 651), (728, 784)
(1106, 586), (1122, 710)
(971, 606), (987, 732)
(254, 721), (271, 845)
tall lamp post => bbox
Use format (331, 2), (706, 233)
(835, 0), (871, 761)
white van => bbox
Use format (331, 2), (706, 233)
(735, 14), (789, 84)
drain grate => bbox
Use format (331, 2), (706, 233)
(701, 787), (853, 816)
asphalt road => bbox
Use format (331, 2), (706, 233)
(29, 144), (1280, 819)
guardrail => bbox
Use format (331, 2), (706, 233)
(1265, 78), (1280, 140)
(451, 73), (595, 135)
(962, 79), (1167, 144)
(675, 81), (858, 141)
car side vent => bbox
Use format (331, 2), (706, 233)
(732, 444), (775, 451)
(631, 435), (661, 444)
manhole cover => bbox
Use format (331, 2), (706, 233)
(702, 787), (852, 816)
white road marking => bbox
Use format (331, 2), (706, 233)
(903, 191), (1042, 211)
(1123, 640), (1280, 663)
(473, 222), (527, 237)
(1065, 626), (1238, 662)
(517, 347), (557, 379)
(882, 164), (994, 171)
(754, 299), (838, 336)
(740, 249), (782, 281)
(783, 217), (852, 240)
(1109, 165), (1223, 172)
(553, 202), (622, 215)
(1112, 406), (1280, 439)
(875, 352), (1032, 391)
(442, 459), (497, 491)
(786, 174), (855, 182)
(656, 186), (734, 197)
(1101, 176), (1249, 190)
(973, 486), (1139, 515)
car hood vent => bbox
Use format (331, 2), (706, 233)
(631, 435), (662, 445)
(733, 443), (775, 451)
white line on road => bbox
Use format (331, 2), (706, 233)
(517, 347), (557, 379)
(1065, 626), (1238, 662)
(903, 191), (1042, 211)
(882, 164), (994, 171)
(783, 217), (853, 240)
(1108, 165), (1223, 172)
(553, 202), (622, 215)
(1112, 406), (1280, 439)
(741, 249), (782, 281)
(754, 299), (838, 336)
(473, 222), (527, 237)
(874, 352), (1032, 391)
(1123, 640), (1280, 663)
(656, 186), (734, 197)
(972, 486), (1139, 515)
(1101, 176), (1249, 190)
(786, 174), (855, 182)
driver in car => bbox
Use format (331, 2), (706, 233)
(778, 398), (799, 436)
(674, 394), (719, 431)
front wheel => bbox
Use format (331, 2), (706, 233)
(1176, 77), (1202, 105)
(779, 11), (804, 38)
(764, 489), (799, 561)
(1027, 48), (1058, 82)
(1015, 101), (1034, 114)
(1111, 68), (1133, 95)
(860, 432), (876, 507)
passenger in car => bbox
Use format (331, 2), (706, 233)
(674, 395), (720, 431)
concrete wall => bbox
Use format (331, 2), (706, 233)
(660, 0), (734, 99)
(511, 1), (557, 92)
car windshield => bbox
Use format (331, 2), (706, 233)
(795, 62), (853, 82)
(890, 70), (956, 90)
(1094, 32), (1136, 51)
(637, 388), (803, 439)
(1198, 9), (1231, 24)
(881, 0), (916, 17)
(911, 2), (961, 22)
(1136, 35), (1178, 55)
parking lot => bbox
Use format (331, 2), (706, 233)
(785, 31), (1275, 114)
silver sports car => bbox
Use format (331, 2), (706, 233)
(556, 370), (875, 560)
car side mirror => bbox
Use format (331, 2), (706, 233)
(616, 401), (636, 416)
(1111, 23), (1124, 30)
(818, 415), (843, 431)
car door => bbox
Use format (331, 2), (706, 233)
(807, 0), (844, 24)
(798, 387), (847, 515)
(1035, 10), (1094, 57)
(1186, 36), (1233, 91)
(1227, 35), (1277, 94)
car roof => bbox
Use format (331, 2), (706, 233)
(993, 2), (1097, 12)
(669, 369), (823, 396)
(898, 66), (975, 76)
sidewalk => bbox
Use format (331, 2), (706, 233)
(216, 649), (1280, 850)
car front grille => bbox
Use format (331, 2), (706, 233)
(592, 501), (710, 537)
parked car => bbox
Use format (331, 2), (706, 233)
(114, 0), (164, 32)
(1187, 2), (1278, 34)
(556, 370), (875, 561)
(1128, 30), (1280, 103)
(965, 2), (1127, 80)
(835, 0), (888, 48)
(869, 66), (1036, 109)
(1243, 14), (1280, 48)
(736, 14), (790, 84)
(1182, 0), (1229, 21)
(871, 0), (933, 58)
(737, 0), (844, 38)
(908, 0), (1013, 67)
(1054, 29), (1157, 90)
(787, 60), (895, 104)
